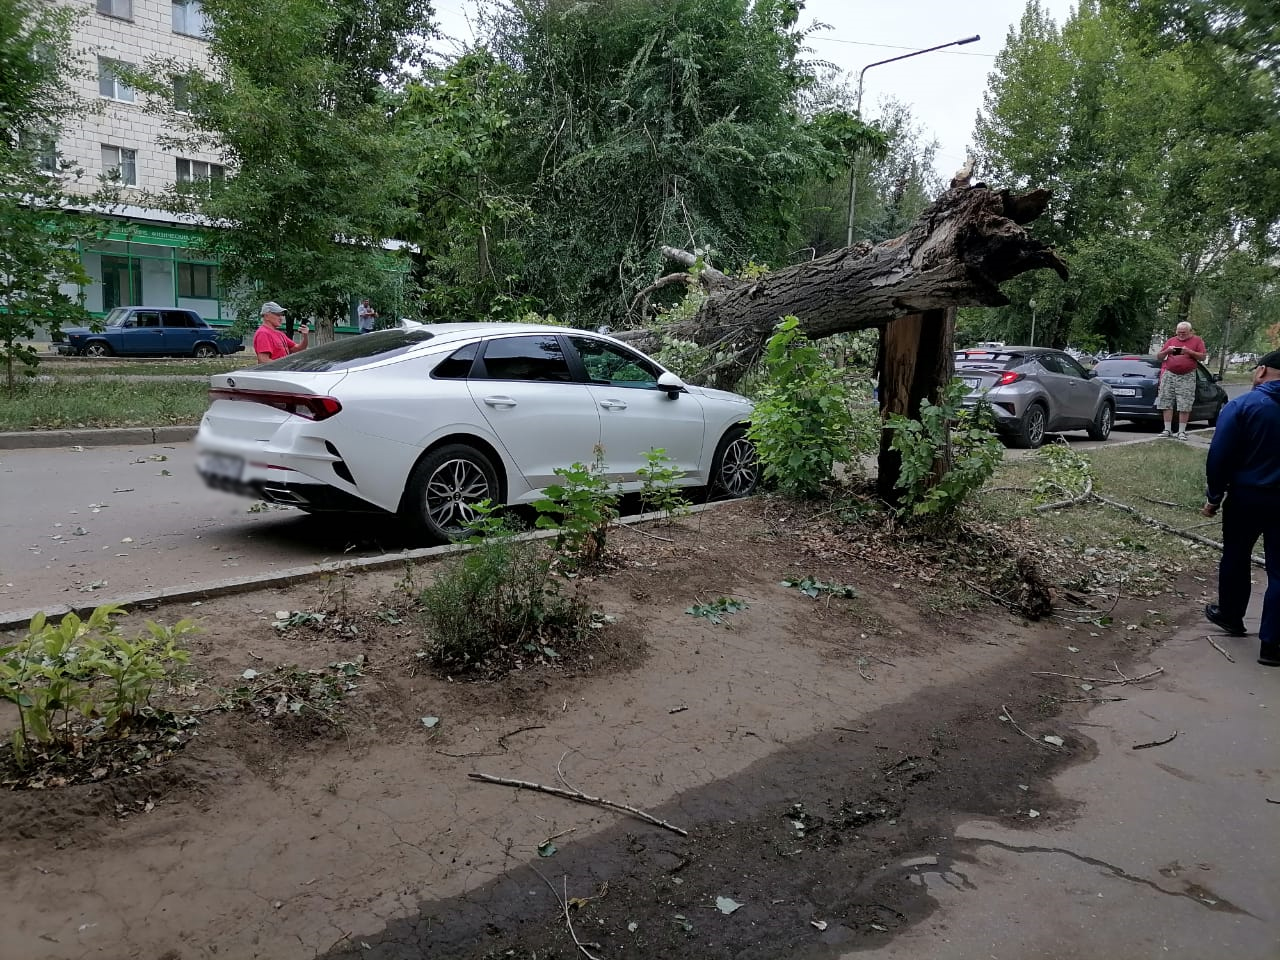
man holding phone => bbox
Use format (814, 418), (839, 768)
(1155, 321), (1207, 439)
(253, 301), (309, 363)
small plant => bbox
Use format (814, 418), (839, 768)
(417, 535), (590, 672)
(637, 448), (692, 521)
(534, 449), (620, 571)
(685, 597), (749, 625)
(887, 380), (1004, 517)
(215, 658), (362, 727)
(0, 604), (195, 768)
(781, 576), (857, 599)
(748, 316), (857, 499)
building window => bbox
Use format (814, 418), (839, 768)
(176, 157), (225, 186)
(101, 145), (137, 186)
(98, 58), (135, 102)
(96, 0), (133, 20)
(172, 0), (209, 38)
(20, 132), (58, 173)
(178, 262), (218, 299)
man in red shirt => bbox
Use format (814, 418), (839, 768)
(1154, 321), (1207, 439)
(253, 301), (309, 363)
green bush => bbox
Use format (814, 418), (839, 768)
(533, 451), (620, 571)
(637, 448), (692, 521)
(0, 604), (195, 767)
(887, 380), (1004, 517)
(417, 536), (589, 672)
(748, 316), (857, 498)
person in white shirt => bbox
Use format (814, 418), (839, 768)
(357, 298), (377, 333)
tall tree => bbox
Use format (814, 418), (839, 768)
(153, 0), (434, 337)
(0, 0), (97, 390)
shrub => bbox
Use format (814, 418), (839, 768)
(748, 316), (857, 498)
(637, 448), (692, 521)
(417, 536), (589, 672)
(887, 380), (1004, 517)
(533, 450), (620, 571)
(0, 604), (195, 767)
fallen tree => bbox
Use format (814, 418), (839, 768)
(618, 177), (1068, 501)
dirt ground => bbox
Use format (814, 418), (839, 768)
(0, 498), (1206, 960)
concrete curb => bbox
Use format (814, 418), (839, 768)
(0, 425), (199, 450)
(0, 501), (726, 633)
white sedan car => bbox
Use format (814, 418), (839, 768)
(195, 323), (757, 542)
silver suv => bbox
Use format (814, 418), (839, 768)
(956, 346), (1115, 448)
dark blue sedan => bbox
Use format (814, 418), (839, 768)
(1092, 355), (1228, 426)
(55, 307), (245, 358)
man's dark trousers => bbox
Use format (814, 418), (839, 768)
(1219, 488), (1280, 652)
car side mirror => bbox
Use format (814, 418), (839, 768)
(1212, 373), (1223, 383)
(1085, 369), (1097, 379)
(657, 371), (686, 399)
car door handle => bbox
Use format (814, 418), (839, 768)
(482, 396), (517, 408)
(599, 399), (628, 410)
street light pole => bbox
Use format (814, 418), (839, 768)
(1029, 298), (1038, 347)
(845, 34), (981, 249)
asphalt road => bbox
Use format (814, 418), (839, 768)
(0, 442), (419, 616)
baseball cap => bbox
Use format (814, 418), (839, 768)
(260, 301), (287, 316)
(1258, 350), (1280, 371)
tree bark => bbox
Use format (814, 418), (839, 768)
(618, 183), (1066, 389)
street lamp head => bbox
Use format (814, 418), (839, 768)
(957, 35), (981, 46)
(1029, 299), (1037, 310)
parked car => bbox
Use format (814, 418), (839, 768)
(1091, 355), (1227, 427)
(195, 323), (758, 542)
(955, 345), (1115, 448)
(54, 307), (245, 358)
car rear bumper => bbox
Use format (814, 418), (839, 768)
(198, 471), (381, 511)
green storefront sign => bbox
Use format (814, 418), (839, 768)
(100, 222), (208, 248)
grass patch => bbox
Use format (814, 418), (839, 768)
(0, 379), (210, 430)
(38, 357), (247, 377)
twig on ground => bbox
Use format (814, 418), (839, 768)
(1205, 636), (1236, 663)
(963, 580), (1016, 610)
(668, 704), (688, 714)
(528, 866), (602, 960)
(1138, 495), (1182, 508)
(616, 523), (674, 543)
(246, 650), (264, 661)
(1034, 477), (1094, 513)
(497, 724), (545, 750)
(1090, 492), (1265, 568)
(857, 666), (874, 682)
(470, 770), (688, 837)
(833, 725), (871, 734)
(1113, 661), (1130, 683)
(1032, 667), (1163, 686)
(1001, 703), (1063, 751)
(985, 485), (1035, 494)
(540, 826), (577, 847)
(1046, 695), (1126, 704)
(1132, 731), (1179, 750)
(1266, 798), (1280, 805)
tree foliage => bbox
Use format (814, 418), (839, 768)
(0, 0), (97, 390)
(152, 0), (433, 334)
(972, 0), (1280, 352)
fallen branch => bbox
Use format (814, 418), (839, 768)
(1132, 730), (1179, 750)
(1090, 493), (1264, 568)
(1033, 477), (1094, 513)
(1000, 703), (1064, 751)
(1138, 495), (1183, 508)
(469, 772), (688, 837)
(1205, 636), (1236, 663)
(1045, 695), (1126, 704)
(1031, 667), (1164, 686)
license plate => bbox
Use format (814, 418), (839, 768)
(198, 452), (244, 481)
(1112, 388), (1137, 396)
(962, 378), (982, 389)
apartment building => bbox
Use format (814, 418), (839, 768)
(56, 0), (232, 323)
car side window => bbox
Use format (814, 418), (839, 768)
(432, 341), (479, 380)
(476, 335), (573, 382)
(1033, 354), (1064, 375)
(568, 335), (661, 389)
(1055, 354), (1088, 379)
(163, 311), (195, 328)
(135, 312), (162, 328)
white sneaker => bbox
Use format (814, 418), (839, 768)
(1177, 432), (1188, 441)
(1160, 429), (1172, 438)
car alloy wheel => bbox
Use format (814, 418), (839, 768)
(1087, 402), (1113, 441)
(194, 343), (218, 359)
(1023, 404), (1047, 448)
(405, 443), (500, 543)
(83, 342), (112, 357)
(712, 427), (758, 498)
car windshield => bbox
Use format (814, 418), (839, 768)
(1093, 357), (1159, 377)
(104, 308), (130, 327)
(261, 328), (436, 372)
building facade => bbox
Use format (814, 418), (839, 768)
(52, 0), (241, 325)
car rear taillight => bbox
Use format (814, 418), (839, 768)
(996, 371), (1025, 386)
(208, 388), (342, 421)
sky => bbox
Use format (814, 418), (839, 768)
(430, 0), (1078, 180)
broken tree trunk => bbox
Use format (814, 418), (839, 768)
(617, 182), (1066, 390)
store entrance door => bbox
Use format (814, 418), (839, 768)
(102, 256), (142, 310)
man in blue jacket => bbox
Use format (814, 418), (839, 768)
(1202, 350), (1280, 666)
